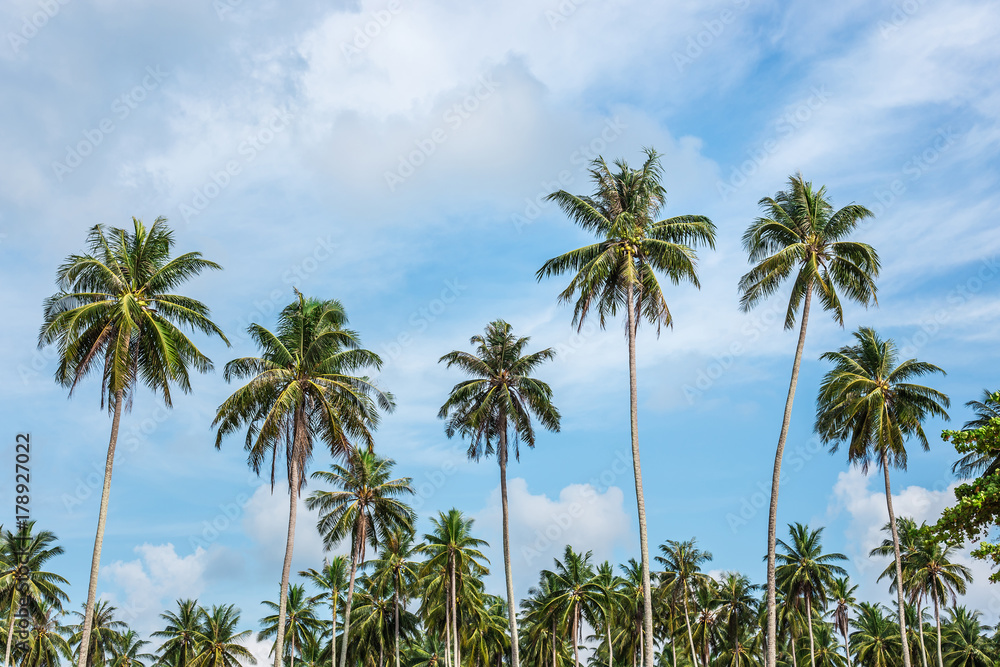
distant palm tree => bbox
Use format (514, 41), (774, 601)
(593, 561), (625, 667)
(39, 217), (228, 667)
(542, 547), (603, 667)
(817, 327), (949, 667)
(417, 510), (490, 667)
(829, 578), (857, 667)
(439, 319), (560, 667)
(849, 603), (901, 667)
(941, 607), (993, 667)
(738, 174), (879, 667)
(153, 599), (204, 667)
(656, 539), (713, 661)
(260, 584), (324, 667)
(20, 602), (71, 667)
(713, 572), (759, 658)
(367, 528), (420, 667)
(215, 294), (393, 667)
(776, 524), (847, 667)
(308, 451), (414, 667)
(0, 522), (70, 667)
(299, 557), (348, 667)
(69, 601), (127, 667)
(952, 389), (1000, 477)
(801, 624), (847, 667)
(189, 605), (256, 667)
(538, 148), (716, 667)
(109, 631), (155, 667)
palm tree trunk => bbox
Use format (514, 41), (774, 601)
(882, 451), (912, 667)
(446, 586), (453, 667)
(572, 604), (580, 667)
(806, 591), (815, 667)
(916, 599), (928, 667)
(670, 612), (677, 667)
(394, 584), (401, 667)
(498, 431), (521, 667)
(840, 619), (852, 667)
(552, 617), (556, 667)
(932, 588), (943, 667)
(4, 594), (18, 667)
(291, 632), (296, 667)
(331, 585), (338, 667)
(274, 448), (301, 667)
(624, 282), (654, 667)
(790, 629), (798, 667)
(451, 555), (460, 667)
(76, 388), (124, 667)
(766, 285), (812, 667)
(682, 589), (697, 662)
(607, 617), (613, 667)
(340, 524), (364, 667)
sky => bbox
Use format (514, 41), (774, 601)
(2, 0), (1000, 658)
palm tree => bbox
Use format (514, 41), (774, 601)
(941, 607), (993, 667)
(538, 147), (716, 667)
(775, 524), (847, 667)
(189, 605), (256, 667)
(109, 631), (155, 667)
(69, 601), (127, 667)
(438, 319), (560, 667)
(829, 578), (857, 667)
(260, 584), (325, 667)
(214, 294), (393, 667)
(541, 547), (603, 667)
(38, 217), (228, 667)
(299, 557), (348, 667)
(816, 327), (950, 667)
(153, 599), (204, 667)
(20, 602), (71, 667)
(593, 561), (624, 667)
(417, 509), (490, 667)
(801, 625), (847, 667)
(656, 539), (713, 661)
(850, 603), (901, 667)
(714, 572), (760, 660)
(738, 173), (879, 667)
(0, 522), (70, 667)
(307, 451), (414, 667)
(952, 389), (1000, 477)
(367, 528), (420, 667)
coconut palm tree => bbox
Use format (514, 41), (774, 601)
(775, 524), (847, 667)
(738, 174), (879, 667)
(438, 319), (560, 667)
(260, 584), (325, 667)
(38, 217), (228, 667)
(109, 631), (155, 667)
(308, 451), (414, 667)
(215, 294), (393, 667)
(952, 389), (1000, 477)
(593, 561), (624, 667)
(941, 607), (993, 667)
(538, 147), (716, 667)
(367, 528), (420, 667)
(829, 578), (857, 667)
(849, 603), (901, 667)
(69, 601), (127, 667)
(0, 522), (70, 667)
(541, 547), (603, 667)
(417, 509), (490, 667)
(299, 557), (348, 667)
(656, 539), (713, 661)
(189, 605), (256, 667)
(816, 327), (950, 667)
(801, 625), (847, 667)
(19, 602), (71, 667)
(714, 572), (760, 659)
(153, 599), (204, 667)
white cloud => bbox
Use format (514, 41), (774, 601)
(242, 480), (339, 574)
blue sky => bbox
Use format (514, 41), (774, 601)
(2, 0), (1000, 656)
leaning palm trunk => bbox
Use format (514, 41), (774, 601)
(625, 283), (654, 667)
(499, 430), (521, 667)
(340, 524), (364, 667)
(76, 389), (125, 667)
(882, 451), (912, 667)
(932, 588), (943, 667)
(274, 450), (301, 667)
(766, 286), (812, 667)
(806, 591), (816, 667)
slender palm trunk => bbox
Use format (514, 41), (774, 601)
(790, 628), (798, 667)
(551, 617), (556, 667)
(624, 283), (654, 667)
(451, 555), (460, 667)
(682, 588), (697, 662)
(882, 452), (912, 667)
(839, 614), (852, 667)
(932, 588), (943, 667)
(766, 286), (812, 667)
(331, 586), (338, 667)
(4, 592), (19, 667)
(340, 524), (365, 667)
(291, 632), (296, 667)
(275, 417), (305, 667)
(76, 388), (124, 667)
(572, 603), (580, 667)
(806, 591), (815, 667)
(394, 585), (401, 667)
(446, 586), (453, 667)
(498, 430), (521, 667)
(916, 599), (928, 667)
(606, 615), (613, 667)
(670, 611), (677, 667)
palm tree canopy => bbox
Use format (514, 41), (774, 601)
(775, 523), (847, 609)
(738, 172), (880, 328)
(38, 216), (228, 409)
(537, 147), (716, 334)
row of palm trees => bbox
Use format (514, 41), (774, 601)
(2, 514), (997, 667)
(34, 148), (985, 667)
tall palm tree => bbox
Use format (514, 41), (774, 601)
(870, 519), (928, 667)
(775, 524), (847, 667)
(656, 539), (713, 661)
(39, 217), (228, 667)
(593, 561), (624, 667)
(849, 603), (901, 667)
(299, 557), (348, 667)
(153, 599), (204, 667)
(541, 547), (603, 667)
(738, 173), (879, 667)
(829, 578), (857, 667)
(714, 572), (760, 659)
(538, 147), (716, 667)
(260, 584), (324, 667)
(69, 601), (127, 667)
(215, 294), (393, 667)
(952, 389), (1000, 477)
(307, 451), (414, 667)
(189, 605), (256, 667)
(816, 327), (949, 667)
(439, 319), (560, 667)
(417, 509), (490, 667)
(0, 522), (70, 667)
(801, 625), (847, 667)
(367, 528), (420, 667)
